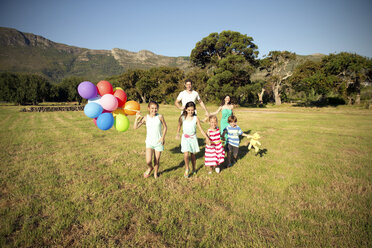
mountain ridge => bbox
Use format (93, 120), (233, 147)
(0, 27), (190, 82)
(0, 27), (325, 83)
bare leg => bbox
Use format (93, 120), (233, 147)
(153, 150), (162, 179)
(190, 153), (196, 172)
(184, 152), (190, 176)
(144, 148), (154, 177)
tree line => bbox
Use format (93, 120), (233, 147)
(1, 31), (371, 106)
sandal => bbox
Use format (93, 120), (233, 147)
(184, 169), (190, 178)
(143, 168), (152, 178)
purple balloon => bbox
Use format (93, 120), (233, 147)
(78, 81), (97, 99)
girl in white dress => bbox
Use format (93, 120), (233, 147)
(176, 102), (211, 178)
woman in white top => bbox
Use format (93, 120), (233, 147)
(175, 79), (209, 116)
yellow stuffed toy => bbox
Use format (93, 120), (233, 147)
(247, 132), (261, 153)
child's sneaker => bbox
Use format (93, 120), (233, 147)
(215, 167), (220, 173)
(227, 164), (232, 167)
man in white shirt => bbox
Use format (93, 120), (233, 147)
(175, 79), (209, 116)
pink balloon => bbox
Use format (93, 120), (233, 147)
(100, 94), (118, 111)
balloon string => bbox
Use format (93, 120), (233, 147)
(124, 108), (140, 113)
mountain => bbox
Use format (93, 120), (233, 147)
(0, 27), (327, 83)
(0, 27), (190, 82)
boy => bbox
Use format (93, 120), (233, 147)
(222, 115), (249, 167)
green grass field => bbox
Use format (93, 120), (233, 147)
(0, 104), (371, 247)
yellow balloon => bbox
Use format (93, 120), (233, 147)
(112, 108), (125, 117)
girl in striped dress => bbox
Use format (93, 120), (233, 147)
(205, 115), (225, 174)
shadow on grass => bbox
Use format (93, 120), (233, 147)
(220, 130), (268, 172)
(161, 138), (206, 176)
(292, 97), (346, 107)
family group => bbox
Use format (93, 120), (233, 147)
(133, 79), (250, 179)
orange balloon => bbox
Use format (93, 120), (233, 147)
(113, 89), (127, 107)
(124, 101), (140, 115)
(97, 80), (113, 96)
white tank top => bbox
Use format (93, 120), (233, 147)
(145, 114), (162, 145)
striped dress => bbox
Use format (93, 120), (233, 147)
(205, 128), (225, 167)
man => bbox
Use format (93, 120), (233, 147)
(175, 79), (209, 116)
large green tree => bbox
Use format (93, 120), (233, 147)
(259, 51), (296, 105)
(288, 60), (341, 104)
(321, 52), (371, 104)
(190, 31), (258, 103)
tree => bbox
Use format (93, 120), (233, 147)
(59, 76), (85, 104)
(321, 52), (371, 104)
(185, 67), (210, 101)
(259, 51), (296, 105)
(0, 72), (19, 102)
(115, 67), (184, 103)
(190, 31), (259, 103)
(191, 31), (258, 68)
(147, 67), (184, 104)
(0, 72), (51, 105)
(116, 69), (144, 102)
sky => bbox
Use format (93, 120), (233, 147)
(0, 0), (371, 58)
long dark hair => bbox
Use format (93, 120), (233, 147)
(182, 101), (196, 117)
(220, 95), (232, 106)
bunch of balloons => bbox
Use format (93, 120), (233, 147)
(78, 80), (140, 132)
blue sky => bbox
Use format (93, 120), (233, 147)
(0, 0), (371, 58)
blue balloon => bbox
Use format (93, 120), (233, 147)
(84, 102), (103, 118)
(96, 113), (114, 130)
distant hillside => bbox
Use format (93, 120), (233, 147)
(0, 27), (328, 83)
(0, 27), (190, 82)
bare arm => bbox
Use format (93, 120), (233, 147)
(175, 99), (183, 110)
(175, 116), (182, 139)
(210, 106), (223, 116)
(133, 112), (146, 129)
(196, 117), (211, 145)
(159, 114), (167, 145)
(221, 129), (227, 141)
(198, 99), (209, 116)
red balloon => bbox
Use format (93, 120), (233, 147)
(97, 80), (113, 96)
(113, 89), (127, 107)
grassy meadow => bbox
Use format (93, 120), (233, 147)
(0, 104), (371, 247)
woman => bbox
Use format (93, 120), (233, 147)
(209, 95), (234, 139)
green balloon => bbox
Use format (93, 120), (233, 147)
(114, 114), (130, 132)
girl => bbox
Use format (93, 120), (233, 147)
(134, 101), (167, 179)
(176, 101), (211, 178)
(205, 115), (225, 174)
